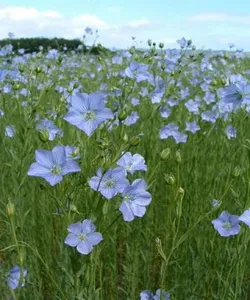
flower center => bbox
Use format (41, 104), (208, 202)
(105, 179), (115, 188)
(51, 164), (62, 175)
(222, 222), (232, 229)
(84, 110), (96, 121)
(123, 194), (134, 202)
(78, 233), (86, 241)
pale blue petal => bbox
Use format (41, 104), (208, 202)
(52, 145), (66, 165)
(67, 221), (82, 234)
(89, 176), (101, 191)
(61, 160), (81, 175)
(64, 233), (79, 247)
(81, 219), (96, 234)
(119, 202), (135, 222)
(77, 241), (93, 255)
(71, 92), (89, 112)
(35, 149), (53, 168)
(239, 209), (250, 226)
(28, 163), (50, 176)
(87, 232), (103, 246)
(43, 174), (63, 186)
(133, 192), (152, 206)
(130, 203), (146, 217)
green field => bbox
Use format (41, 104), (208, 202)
(1, 41), (250, 299)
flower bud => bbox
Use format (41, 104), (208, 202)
(73, 82), (79, 89)
(178, 187), (185, 195)
(164, 173), (175, 185)
(161, 64), (166, 71)
(212, 79), (218, 86)
(13, 83), (20, 91)
(148, 39), (152, 47)
(6, 201), (15, 217)
(35, 66), (42, 74)
(175, 150), (181, 163)
(129, 136), (141, 147)
(129, 46), (136, 55)
(118, 110), (127, 122)
(38, 130), (49, 143)
(232, 166), (241, 178)
(122, 133), (128, 143)
(70, 204), (78, 213)
(56, 56), (63, 65)
(160, 148), (171, 161)
(159, 42), (164, 49)
(18, 64), (25, 73)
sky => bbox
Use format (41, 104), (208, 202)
(1, 0), (250, 50)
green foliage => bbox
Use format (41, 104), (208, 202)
(1, 44), (250, 299)
(0, 37), (111, 55)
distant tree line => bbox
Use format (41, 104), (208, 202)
(0, 37), (110, 55)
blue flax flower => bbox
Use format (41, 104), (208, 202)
(89, 167), (129, 199)
(140, 290), (154, 300)
(212, 211), (240, 237)
(119, 179), (152, 222)
(36, 118), (62, 141)
(218, 82), (250, 107)
(225, 125), (237, 139)
(28, 145), (81, 186)
(64, 146), (80, 160)
(5, 125), (16, 137)
(7, 265), (27, 290)
(117, 152), (147, 175)
(239, 209), (250, 227)
(140, 289), (170, 300)
(64, 219), (103, 255)
(64, 92), (113, 136)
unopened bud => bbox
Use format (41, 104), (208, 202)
(159, 42), (164, 49)
(73, 82), (79, 89)
(175, 150), (181, 163)
(161, 64), (166, 71)
(164, 173), (175, 185)
(18, 64), (24, 73)
(148, 39), (152, 47)
(160, 148), (171, 161)
(38, 130), (49, 143)
(35, 66), (42, 74)
(13, 83), (20, 91)
(129, 136), (141, 147)
(232, 166), (241, 178)
(56, 56), (63, 65)
(6, 201), (15, 217)
(129, 46), (136, 55)
(178, 187), (185, 195)
(118, 110), (127, 122)
(212, 79), (218, 86)
(123, 133), (128, 143)
(70, 204), (78, 213)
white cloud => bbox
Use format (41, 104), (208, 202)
(72, 14), (106, 28)
(0, 6), (168, 48)
(189, 12), (250, 24)
(0, 6), (62, 21)
(128, 18), (150, 27)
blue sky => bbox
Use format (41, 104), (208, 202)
(1, 0), (250, 50)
